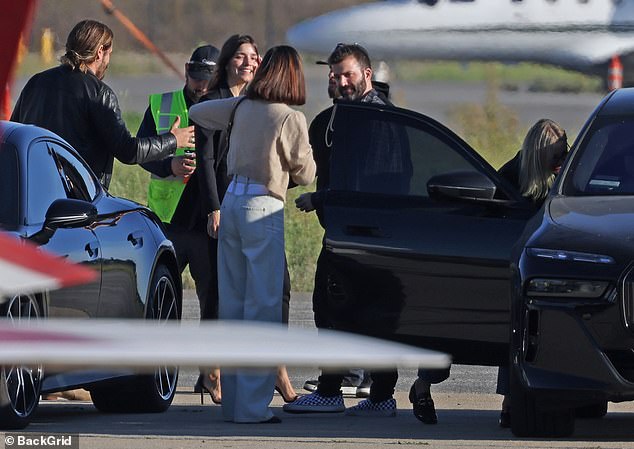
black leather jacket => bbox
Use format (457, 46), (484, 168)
(11, 65), (177, 188)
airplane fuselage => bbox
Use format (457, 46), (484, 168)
(287, 0), (634, 77)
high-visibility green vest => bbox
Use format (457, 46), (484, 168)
(147, 90), (190, 223)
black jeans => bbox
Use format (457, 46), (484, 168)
(166, 225), (217, 320)
(317, 369), (398, 403)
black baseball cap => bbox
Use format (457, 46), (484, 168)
(187, 45), (220, 80)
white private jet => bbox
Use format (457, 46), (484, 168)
(287, 0), (634, 87)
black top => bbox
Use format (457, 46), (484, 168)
(308, 89), (393, 226)
(498, 151), (521, 189)
(194, 83), (234, 214)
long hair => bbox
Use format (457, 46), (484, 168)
(208, 34), (258, 91)
(519, 119), (566, 202)
(245, 45), (306, 106)
(60, 20), (113, 73)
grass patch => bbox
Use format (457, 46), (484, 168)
(285, 183), (323, 293)
(448, 73), (523, 169)
(394, 61), (602, 93)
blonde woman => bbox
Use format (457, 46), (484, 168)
(499, 118), (568, 204)
(496, 118), (567, 427)
(190, 46), (315, 423)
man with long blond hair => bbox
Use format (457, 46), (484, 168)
(11, 19), (194, 188)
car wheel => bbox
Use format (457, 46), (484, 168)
(0, 294), (43, 429)
(90, 264), (180, 413)
(510, 363), (575, 437)
(575, 401), (608, 419)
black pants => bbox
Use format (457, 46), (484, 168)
(166, 224), (217, 320)
(313, 246), (394, 400)
(317, 369), (397, 403)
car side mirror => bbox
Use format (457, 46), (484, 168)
(427, 170), (497, 201)
(29, 199), (97, 245)
(44, 198), (98, 229)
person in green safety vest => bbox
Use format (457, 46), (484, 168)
(140, 45), (220, 222)
(137, 42), (220, 366)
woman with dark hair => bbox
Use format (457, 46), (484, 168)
(190, 45), (315, 424)
(193, 34), (259, 405)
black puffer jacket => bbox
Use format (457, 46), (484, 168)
(11, 65), (177, 188)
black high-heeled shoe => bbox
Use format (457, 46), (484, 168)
(195, 374), (221, 405)
(275, 386), (298, 403)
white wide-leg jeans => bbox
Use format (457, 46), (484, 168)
(217, 188), (285, 423)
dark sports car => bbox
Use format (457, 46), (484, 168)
(321, 91), (634, 437)
(0, 121), (182, 429)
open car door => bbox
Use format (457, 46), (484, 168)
(322, 102), (534, 365)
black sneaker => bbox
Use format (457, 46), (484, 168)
(408, 383), (437, 424)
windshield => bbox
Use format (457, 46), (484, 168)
(0, 143), (19, 229)
(564, 116), (634, 196)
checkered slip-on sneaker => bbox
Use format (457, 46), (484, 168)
(283, 392), (345, 413)
(344, 398), (397, 417)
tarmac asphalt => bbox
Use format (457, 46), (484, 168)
(8, 290), (634, 449)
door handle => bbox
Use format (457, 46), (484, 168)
(127, 231), (144, 248)
(344, 225), (386, 238)
(85, 242), (99, 259)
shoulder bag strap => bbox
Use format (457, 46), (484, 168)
(225, 96), (247, 151)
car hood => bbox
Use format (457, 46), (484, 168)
(545, 196), (634, 254)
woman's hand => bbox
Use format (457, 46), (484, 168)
(207, 210), (221, 239)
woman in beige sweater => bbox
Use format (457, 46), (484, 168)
(189, 45), (315, 424)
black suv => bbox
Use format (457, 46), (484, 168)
(321, 90), (634, 437)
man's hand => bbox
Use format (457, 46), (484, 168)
(170, 116), (195, 149)
(295, 192), (315, 212)
(207, 210), (220, 239)
(170, 154), (196, 177)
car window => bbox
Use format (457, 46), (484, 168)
(27, 141), (69, 225)
(47, 142), (99, 201)
(0, 143), (19, 229)
(565, 116), (634, 195)
(329, 104), (487, 198)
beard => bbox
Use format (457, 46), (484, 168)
(187, 86), (208, 102)
(94, 60), (109, 80)
(340, 77), (367, 101)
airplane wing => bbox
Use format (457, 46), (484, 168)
(0, 319), (451, 370)
(0, 232), (96, 298)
